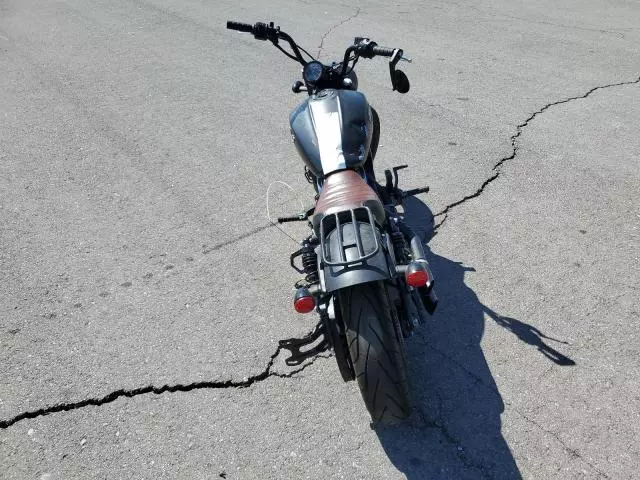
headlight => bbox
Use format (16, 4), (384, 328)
(303, 61), (325, 84)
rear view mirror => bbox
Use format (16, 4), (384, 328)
(394, 70), (410, 94)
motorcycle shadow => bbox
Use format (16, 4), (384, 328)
(373, 196), (569, 479)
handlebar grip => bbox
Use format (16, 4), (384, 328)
(372, 46), (396, 57)
(226, 21), (253, 33)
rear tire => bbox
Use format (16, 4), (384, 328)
(338, 281), (411, 424)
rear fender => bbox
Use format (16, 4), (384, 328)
(319, 218), (393, 293)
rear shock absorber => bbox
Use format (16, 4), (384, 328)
(290, 236), (319, 284)
(301, 239), (318, 283)
(391, 230), (409, 264)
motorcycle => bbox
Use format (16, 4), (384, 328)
(226, 20), (438, 424)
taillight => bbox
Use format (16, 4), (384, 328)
(405, 262), (430, 287)
(293, 287), (316, 314)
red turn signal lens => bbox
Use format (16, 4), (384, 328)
(405, 265), (429, 287)
(294, 296), (316, 314)
(293, 287), (316, 313)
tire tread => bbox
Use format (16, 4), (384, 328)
(339, 281), (411, 424)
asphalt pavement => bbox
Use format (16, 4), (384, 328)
(1, 0), (639, 478)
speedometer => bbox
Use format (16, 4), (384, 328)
(303, 61), (325, 84)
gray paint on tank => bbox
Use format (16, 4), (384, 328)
(289, 89), (374, 178)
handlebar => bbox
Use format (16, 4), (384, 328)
(372, 46), (396, 57)
(340, 39), (405, 75)
(226, 20), (308, 65)
(227, 20), (409, 93)
(227, 20), (401, 63)
(226, 21), (253, 33)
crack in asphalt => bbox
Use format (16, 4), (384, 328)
(414, 405), (493, 479)
(0, 348), (328, 430)
(413, 77), (640, 473)
(316, 7), (361, 58)
(433, 75), (640, 231)
(418, 332), (610, 477)
(509, 408), (611, 479)
(201, 222), (276, 254)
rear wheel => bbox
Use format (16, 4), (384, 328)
(338, 281), (411, 424)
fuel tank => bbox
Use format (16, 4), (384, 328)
(289, 89), (373, 178)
